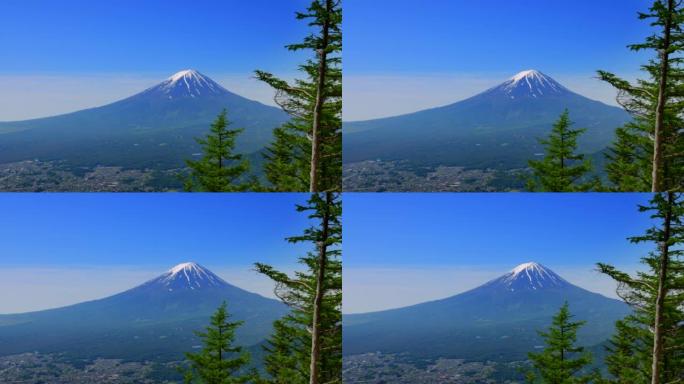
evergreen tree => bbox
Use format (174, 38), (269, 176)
(598, 192), (684, 383)
(255, 0), (342, 192)
(255, 192), (342, 384)
(184, 109), (251, 192)
(181, 301), (253, 384)
(602, 318), (649, 384)
(527, 110), (596, 192)
(526, 302), (595, 384)
(639, 0), (683, 192)
(603, 123), (652, 192)
(597, 68), (684, 193)
(598, 0), (684, 192)
(259, 318), (308, 384)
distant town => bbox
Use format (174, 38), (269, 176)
(343, 352), (525, 384)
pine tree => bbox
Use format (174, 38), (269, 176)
(526, 302), (595, 384)
(598, 192), (684, 383)
(259, 318), (309, 384)
(184, 109), (251, 192)
(597, 69), (684, 193)
(255, 0), (342, 192)
(181, 301), (253, 384)
(603, 123), (652, 192)
(598, 0), (684, 192)
(602, 318), (649, 384)
(639, 0), (682, 192)
(255, 192), (342, 384)
(527, 110), (596, 192)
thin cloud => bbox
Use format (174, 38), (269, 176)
(0, 264), (293, 314)
(343, 72), (639, 121)
(0, 72), (294, 121)
(343, 263), (640, 314)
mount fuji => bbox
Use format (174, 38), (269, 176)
(343, 70), (631, 170)
(0, 262), (287, 361)
(0, 70), (288, 171)
(343, 262), (630, 361)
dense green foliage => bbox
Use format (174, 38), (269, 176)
(181, 302), (255, 384)
(598, 0), (684, 192)
(184, 109), (253, 192)
(602, 319), (647, 383)
(598, 193), (684, 383)
(255, 193), (342, 383)
(256, 0), (342, 192)
(526, 302), (595, 384)
(527, 110), (596, 191)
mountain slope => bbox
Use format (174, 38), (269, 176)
(343, 70), (630, 169)
(0, 70), (288, 169)
(0, 262), (287, 361)
(343, 262), (630, 361)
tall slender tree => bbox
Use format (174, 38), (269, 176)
(645, 0), (679, 192)
(527, 109), (596, 192)
(184, 109), (251, 192)
(598, 192), (684, 384)
(526, 302), (595, 384)
(255, 0), (342, 192)
(255, 192), (342, 384)
(598, 0), (684, 192)
(181, 302), (253, 384)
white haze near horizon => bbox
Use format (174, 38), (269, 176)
(0, 265), (292, 314)
(0, 71), (640, 122)
(343, 264), (640, 314)
(0, 73), (295, 121)
(343, 72), (641, 121)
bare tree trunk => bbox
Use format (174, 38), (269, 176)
(309, 0), (332, 193)
(651, 192), (674, 384)
(652, 0), (675, 192)
(309, 192), (332, 384)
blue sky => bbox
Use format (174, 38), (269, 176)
(1, 0), (309, 74)
(344, 193), (655, 313)
(0, 0), (310, 120)
(0, 193), (310, 267)
(0, 193), (311, 313)
(344, 0), (653, 120)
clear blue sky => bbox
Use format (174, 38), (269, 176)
(345, 193), (654, 268)
(345, 0), (650, 75)
(0, 0), (314, 121)
(0, 193), (317, 313)
(0, 0), (310, 75)
(344, 0), (654, 120)
(0, 193), (311, 268)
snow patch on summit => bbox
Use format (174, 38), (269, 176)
(493, 70), (568, 99)
(143, 261), (228, 290)
(168, 70), (200, 83)
(501, 262), (566, 290)
(141, 69), (226, 98)
(482, 262), (569, 292)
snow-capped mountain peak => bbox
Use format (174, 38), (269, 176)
(168, 69), (202, 82)
(168, 261), (208, 276)
(486, 69), (569, 99)
(139, 262), (229, 292)
(509, 70), (545, 83)
(482, 262), (569, 292)
(141, 69), (228, 99)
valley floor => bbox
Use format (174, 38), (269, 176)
(0, 352), (180, 384)
(343, 352), (526, 384)
(0, 160), (183, 192)
(342, 160), (527, 192)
